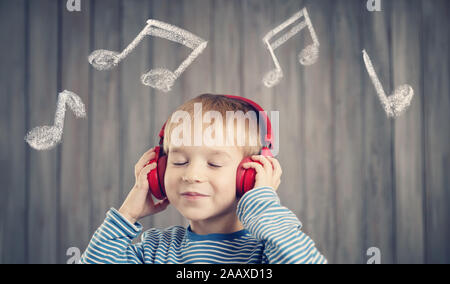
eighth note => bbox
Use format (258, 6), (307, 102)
(88, 19), (208, 93)
(363, 50), (414, 118)
(262, 7), (320, 88)
(66, 0), (81, 12)
(367, 0), (382, 12)
(25, 90), (86, 151)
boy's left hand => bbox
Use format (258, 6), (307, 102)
(243, 156), (283, 191)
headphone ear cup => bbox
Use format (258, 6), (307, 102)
(242, 165), (257, 195)
(236, 158), (247, 197)
(157, 154), (167, 199)
(147, 146), (167, 200)
(236, 157), (258, 197)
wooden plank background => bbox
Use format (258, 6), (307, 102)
(0, 0), (449, 264)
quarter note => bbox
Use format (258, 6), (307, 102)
(25, 90), (86, 151)
(363, 49), (414, 118)
(88, 19), (208, 93)
(262, 7), (320, 88)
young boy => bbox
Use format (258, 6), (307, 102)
(80, 94), (327, 264)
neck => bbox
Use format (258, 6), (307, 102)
(189, 204), (244, 235)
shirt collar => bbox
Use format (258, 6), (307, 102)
(186, 225), (249, 241)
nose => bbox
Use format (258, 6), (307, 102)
(181, 162), (208, 183)
(182, 175), (206, 183)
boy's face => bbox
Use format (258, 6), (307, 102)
(164, 144), (244, 223)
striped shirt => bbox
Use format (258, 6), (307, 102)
(80, 187), (328, 264)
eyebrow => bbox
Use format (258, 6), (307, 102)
(170, 147), (232, 159)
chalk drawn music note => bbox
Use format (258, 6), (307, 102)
(263, 7), (320, 88)
(88, 19), (208, 93)
(25, 90), (86, 151)
(363, 49), (414, 118)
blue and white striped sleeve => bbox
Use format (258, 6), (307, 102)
(237, 187), (328, 264)
(79, 208), (146, 264)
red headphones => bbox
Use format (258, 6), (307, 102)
(146, 95), (274, 200)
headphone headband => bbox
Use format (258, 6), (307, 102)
(158, 95), (273, 149)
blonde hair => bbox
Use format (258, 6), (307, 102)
(163, 94), (264, 157)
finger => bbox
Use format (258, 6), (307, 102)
(268, 157), (283, 178)
(143, 147), (156, 156)
(137, 148), (156, 165)
(243, 162), (265, 175)
(140, 162), (157, 177)
(135, 149), (157, 177)
(137, 162), (157, 188)
(252, 155), (273, 175)
(253, 155), (274, 170)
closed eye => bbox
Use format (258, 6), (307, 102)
(208, 163), (222, 168)
(172, 162), (222, 168)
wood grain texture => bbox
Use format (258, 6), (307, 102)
(423, 0), (450, 264)
(0, 0), (449, 264)
(27, 0), (59, 264)
(362, 0), (395, 264)
(271, 0), (305, 237)
(59, 0), (92, 263)
(332, 0), (365, 264)
(181, 0), (213, 100)
(89, 0), (122, 233)
(150, 0), (187, 229)
(392, 0), (425, 264)
(0, 0), (27, 264)
(241, 0), (275, 108)
(211, 0), (242, 95)
(301, 0), (335, 263)
(120, 0), (154, 236)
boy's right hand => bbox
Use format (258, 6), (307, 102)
(118, 148), (170, 224)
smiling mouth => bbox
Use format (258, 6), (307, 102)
(181, 192), (209, 199)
